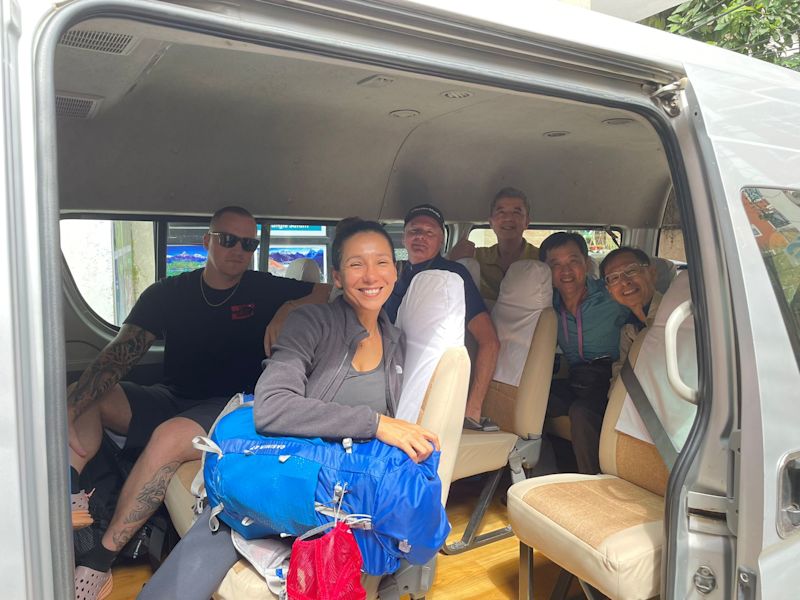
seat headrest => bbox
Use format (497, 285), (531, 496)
(496, 260), (552, 310)
(395, 270), (465, 422)
(491, 260), (553, 387)
(455, 257), (480, 289)
(650, 256), (678, 295)
(615, 270), (696, 451)
(653, 270), (691, 328)
(284, 258), (322, 283)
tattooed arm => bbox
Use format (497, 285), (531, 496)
(68, 324), (157, 418)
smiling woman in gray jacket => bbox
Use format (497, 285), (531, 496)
(138, 220), (439, 599)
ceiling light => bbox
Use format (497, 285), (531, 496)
(441, 90), (473, 99)
(390, 109), (420, 118)
(543, 130), (570, 138)
(602, 118), (635, 126)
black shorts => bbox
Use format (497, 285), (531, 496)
(119, 382), (230, 452)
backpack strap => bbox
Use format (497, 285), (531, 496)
(191, 393), (254, 514)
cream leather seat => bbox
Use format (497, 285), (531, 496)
(165, 269), (470, 599)
(283, 257), (322, 283)
(508, 272), (696, 600)
(445, 259), (557, 554)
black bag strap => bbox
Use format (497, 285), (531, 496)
(620, 358), (678, 471)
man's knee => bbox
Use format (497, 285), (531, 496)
(145, 417), (204, 463)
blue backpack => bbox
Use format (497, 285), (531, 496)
(198, 398), (450, 576)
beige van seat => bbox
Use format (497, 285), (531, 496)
(165, 270), (470, 599)
(446, 259), (557, 554)
(455, 256), (480, 288)
(284, 258), (322, 283)
(508, 272), (696, 600)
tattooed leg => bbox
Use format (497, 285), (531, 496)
(101, 417), (203, 552)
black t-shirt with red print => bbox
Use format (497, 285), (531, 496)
(125, 269), (312, 399)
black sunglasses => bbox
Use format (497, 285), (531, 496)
(208, 231), (260, 252)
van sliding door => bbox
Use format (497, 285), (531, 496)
(685, 62), (800, 599)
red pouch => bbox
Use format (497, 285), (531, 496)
(286, 522), (366, 600)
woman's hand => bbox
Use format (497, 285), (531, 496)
(376, 415), (440, 463)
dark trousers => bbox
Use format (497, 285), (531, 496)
(546, 359), (612, 475)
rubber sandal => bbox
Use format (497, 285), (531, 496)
(74, 566), (113, 600)
(72, 489), (94, 530)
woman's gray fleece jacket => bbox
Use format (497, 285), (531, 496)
(253, 296), (405, 439)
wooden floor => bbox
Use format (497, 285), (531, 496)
(107, 478), (574, 600)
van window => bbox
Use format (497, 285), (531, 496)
(267, 223), (330, 282)
(61, 218), (265, 327)
(468, 227), (619, 262)
(742, 187), (800, 352)
(383, 223), (409, 262)
(61, 218), (156, 326)
(657, 190), (686, 262)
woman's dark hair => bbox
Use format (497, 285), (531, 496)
(599, 246), (651, 277)
(332, 220), (395, 270)
(539, 232), (589, 262)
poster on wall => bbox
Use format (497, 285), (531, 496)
(166, 245), (207, 277)
(269, 244), (327, 281)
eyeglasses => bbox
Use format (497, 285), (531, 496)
(208, 231), (260, 252)
(405, 228), (439, 239)
(604, 263), (648, 286)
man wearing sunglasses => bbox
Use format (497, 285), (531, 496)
(599, 247), (662, 384)
(67, 206), (330, 596)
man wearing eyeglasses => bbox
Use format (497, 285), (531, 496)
(384, 204), (501, 431)
(599, 247), (662, 383)
(68, 206), (330, 595)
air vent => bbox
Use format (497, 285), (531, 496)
(59, 29), (137, 55)
(441, 90), (473, 99)
(55, 94), (102, 119)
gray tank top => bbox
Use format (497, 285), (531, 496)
(332, 361), (388, 416)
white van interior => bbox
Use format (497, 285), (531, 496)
(26, 0), (799, 598)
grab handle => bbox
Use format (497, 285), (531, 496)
(664, 300), (698, 404)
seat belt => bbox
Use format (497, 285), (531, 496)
(620, 359), (678, 471)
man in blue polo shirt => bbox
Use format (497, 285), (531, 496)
(384, 204), (501, 431)
(540, 232), (629, 474)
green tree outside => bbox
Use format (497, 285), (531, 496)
(646, 0), (800, 70)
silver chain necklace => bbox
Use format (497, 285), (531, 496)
(200, 273), (241, 308)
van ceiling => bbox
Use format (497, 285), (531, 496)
(55, 18), (671, 227)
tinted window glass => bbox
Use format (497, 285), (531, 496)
(60, 219), (156, 326)
(742, 187), (800, 351)
(268, 223), (330, 282)
(658, 189), (686, 263)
